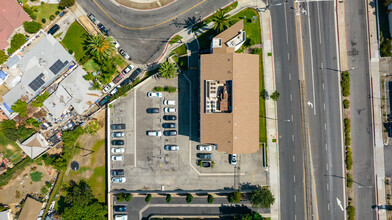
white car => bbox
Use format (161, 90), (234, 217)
(164, 145), (179, 151)
(197, 145), (213, 151)
(103, 82), (115, 93)
(163, 100), (176, 105)
(111, 147), (124, 154)
(115, 215), (128, 220)
(112, 177), (126, 183)
(113, 38), (120, 49)
(122, 64), (134, 75)
(110, 87), (118, 95)
(111, 155), (124, 161)
(147, 92), (162, 98)
(164, 107), (176, 113)
(111, 132), (124, 138)
(147, 130), (162, 136)
(230, 154), (237, 165)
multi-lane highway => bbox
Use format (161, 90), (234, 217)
(271, 0), (345, 219)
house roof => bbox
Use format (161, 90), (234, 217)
(213, 21), (244, 53)
(0, 210), (10, 220)
(0, 0), (30, 49)
(17, 133), (49, 159)
(18, 197), (43, 220)
(2, 34), (73, 115)
(43, 67), (102, 118)
(200, 23), (259, 154)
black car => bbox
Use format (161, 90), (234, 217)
(163, 115), (177, 121)
(111, 169), (124, 176)
(111, 140), (124, 145)
(98, 95), (110, 107)
(97, 23), (109, 35)
(111, 124), (126, 130)
(198, 160), (211, 167)
(163, 130), (177, 136)
(130, 68), (142, 81)
(162, 123), (176, 128)
(114, 206), (126, 212)
(120, 77), (131, 86)
(47, 24), (60, 35)
(146, 108), (159, 114)
(197, 153), (212, 160)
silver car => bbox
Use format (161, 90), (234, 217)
(111, 155), (124, 161)
(112, 177), (126, 183)
(112, 132), (124, 138)
(164, 145), (179, 151)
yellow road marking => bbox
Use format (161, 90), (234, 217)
(168, 176), (171, 185)
(92, 0), (209, 30)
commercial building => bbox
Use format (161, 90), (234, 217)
(200, 21), (259, 154)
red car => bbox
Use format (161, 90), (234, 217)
(112, 74), (123, 84)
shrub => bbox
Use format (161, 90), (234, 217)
(45, 181), (52, 188)
(30, 171), (43, 182)
(347, 173), (353, 188)
(381, 38), (392, 57)
(153, 86), (165, 92)
(145, 194), (152, 203)
(117, 193), (124, 202)
(228, 194), (234, 203)
(347, 202), (355, 220)
(79, 55), (90, 65)
(125, 193), (132, 202)
(250, 188), (275, 208)
(270, 90), (280, 101)
(32, 121), (41, 128)
(165, 86), (177, 93)
(166, 194), (172, 203)
(11, 99), (27, 117)
(41, 18), (46, 23)
(233, 191), (241, 203)
(8, 33), (27, 55)
(23, 21), (42, 34)
(0, 50), (8, 65)
(186, 194), (193, 203)
(244, 38), (255, 48)
(55, 11), (60, 15)
(346, 148), (353, 170)
(32, 91), (50, 107)
(343, 99), (350, 109)
(59, 0), (75, 8)
(41, 185), (48, 195)
(49, 15), (55, 21)
(68, 49), (73, 55)
(251, 48), (261, 54)
(0, 120), (19, 141)
(208, 194), (214, 203)
(23, 4), (37, 20)
(341, 71), (350, 97)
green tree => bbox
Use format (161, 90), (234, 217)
(0, 120), (19, 141)
(117, 193), (124, 202)
(208, 194), (214, 203)
(30, 171), (43, 182)
(186, 194), (193, 203)
(8, 33), (27, 55)
(85, 35), (115, 61)
(60, 180), (107, 220)
(159, 61), (178, 79)
(270, 91), (280, 101)
(11, 99), (27, 117)
(0, 50), (8, 65)
(233, 191), (242, 203)
(347, 202), (355, 220)
(166, 194), (172, 203)
(59, 0), (75, 8)
(23, 21), (42, 34)
(341, 71), (350, 97)
(250, 188), (275, 209)
(145, 194), (152, 203)
(234, 211), (264, 220)
(125, 193), (133, 202)
(32, 91), (50, 107)
(211, 9), (234, 32)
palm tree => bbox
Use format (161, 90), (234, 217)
(85, 35), (115, 60)
(211, 9), (233, 32)
(159, 61), (178, 79)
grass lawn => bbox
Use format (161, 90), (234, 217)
(62, 21), (89, 61)
(113, 54), (128, 69)
(0, 134), (23, 163)
(258, 49), (267, 144)
(169, 35), (183, 45)
(83, 59), (101, 73)
(231, 9), (261, 44)
(33, 3), (60, 23)
(87, 165), (106, 202)
(171, 44), (187, 56)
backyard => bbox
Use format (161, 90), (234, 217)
(33, 3), (60, 23)
(62, 21), (89, 61)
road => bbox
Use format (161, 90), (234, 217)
(344, 0), (376, 218)
(77, 0), (231, 64)
(270, 0), (344, 219)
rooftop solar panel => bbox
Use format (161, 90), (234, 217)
(28, 73), (45, 92)
(49, 59), (69, 75)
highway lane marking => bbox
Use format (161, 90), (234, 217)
(284, 3), (289, 44)
(289, 73), (292, 80)
(324, 123), (327, 130)
(290, 94), (293, 101)
(317, 2), (322, 45)
(294, 194), (297, 202)
(323, 103), (325, 110)
(291, 114), (294, 121)
(322, 82), (325, 90)
(326, 164), (328, 171)
(328, 202), (330, 211)
(327, 183), (329, 191)
(288, 53), (290, 60)
(325, 143), (327, 151)
(305, 1), (317, 115)
(294, 175), (296, 183)
(292, 134), (295, 142)
(92, 0), (209, 30)
(293, 155), (295, 162)
(169, 176), (170, 185)
(252, 172), (254, 182)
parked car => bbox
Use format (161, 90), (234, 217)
(97, 23), (109, 35)
(198, 160), (211, 167)
(113, 74), (123, 84)
(162, 123), (176, 128)
(103, 82), (114, 93)
(118, 48), (130, 60)
(147, 92), (162, 98)
(122, 64), (134, 75)
(47, 24), (60, 35)
(88, 13), (99, 24)
(163, 115), (177, 121)
(111, 155), (124, 161)
(197, 145), (213, 151)
(114, 206), (127, 212)
(111, 169), (124, 176)
(114, 215), (128, 220)
(111, 148), (124, 154)
(111, 124), (126, 130)
(120, 77), (132, 86)
(146, 108), (159, 114)
(130, 68), (142, 81)
(113, 39), (120, 49)
(111, 140), (124, 145)
(163, 100), (176, 105)
(110, 87), (118, 95)
(59, 10), (67, 17)
(164, 107), (176, 113)
(112, 132), (124, 138)
(112, 177), (126, 183)
(163, 130), (177, 136)
(197, 153), (212, 160)
(164, 145), (179, 151)
(147, 130), (162, 136)
(98, 95), (110, 106)
(230, 154), (237, 165)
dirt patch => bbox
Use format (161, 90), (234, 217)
(115, 0), (175, 10)
(6, 145), (15, 150)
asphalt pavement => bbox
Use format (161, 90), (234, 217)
(271, 0), (344, 219)
(77, 0), (231, 64)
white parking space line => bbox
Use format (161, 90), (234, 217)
(288, 53), (290, 60)
(292, 134), (295, 142)
(289, 73), (292, 81)
(294, 175), (296, 183)
(293, 155), (295, 162)
(294, 194), (296, 202)
(291, 114), (294, 121)
(290, 94), (293, 101)
(325, 143), (328, 151)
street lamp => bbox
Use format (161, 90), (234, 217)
(261, 116), (291, 122)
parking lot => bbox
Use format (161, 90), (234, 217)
(108, 75), (267, 191)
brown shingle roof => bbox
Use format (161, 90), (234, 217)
(200, 23), (259, 154)
(18, 197), (42, 220)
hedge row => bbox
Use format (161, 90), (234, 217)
(344, 118), (351, 146)
(346, 147), (353, 170)
(341, 71), (350, 97)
